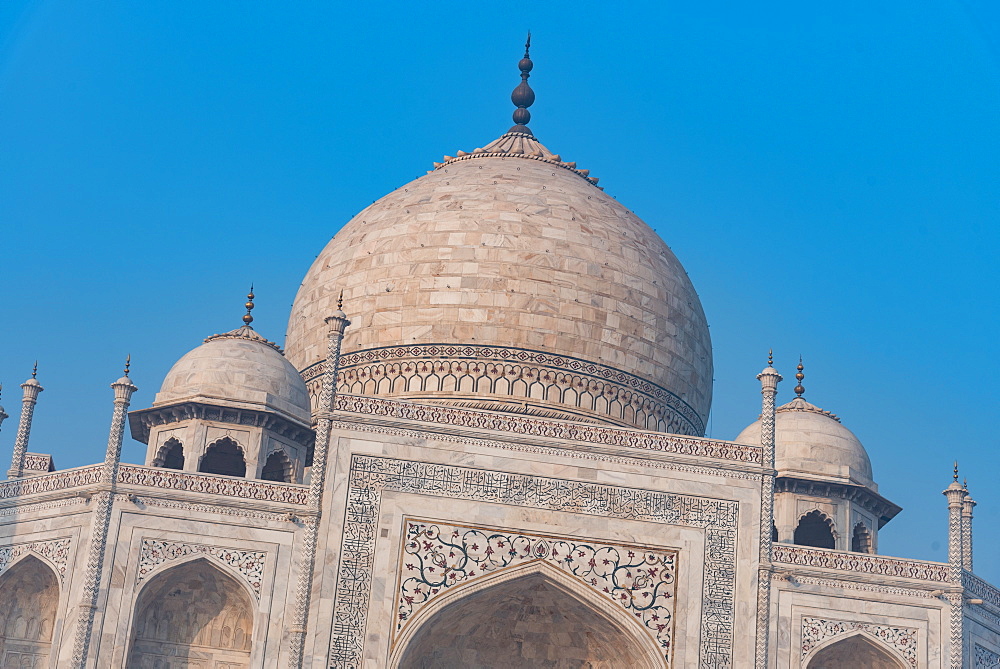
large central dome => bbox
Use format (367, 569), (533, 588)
(285, 48), (712, 435)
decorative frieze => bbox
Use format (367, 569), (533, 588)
(0, 537), (71, 582)
(773, 544), (949, 582)
(322, 343), (705, 435)
(0, 465), (102, 500)
(332, 394), (760, 465)
(395, 520), (678, 659)
(117, 465), (308, 505)
(966, 572), (1000, 610)
(801, 617), (917, 667)
(330, 455), (739, 669)
(137, 538), (266, 598)
(976, 644), (1000, 668)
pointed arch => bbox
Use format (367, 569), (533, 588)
(152, 437), (184, 470)
(199, 437), (247, 477)
(261, 449), (293, 483)
(127, 557), (253, 667)
(0, 554), (59, 667)
(794, 509), (837, 549)
(393, 560), (664, 668)
(805, 630), (908, 668)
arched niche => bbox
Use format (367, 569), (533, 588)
(199, 437), (247, 478)
(395, 561), (664, 668)
(152, 438), (184, 470)
(0, 555), (59, 668)
(127, 557), (253, 668)
(805, 631), (907, 668)
(794, 510), (836, 549)
(260, 450), (292, 483)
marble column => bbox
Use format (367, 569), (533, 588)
(7, 367), (43, 480)
(755, 353), (781, 669)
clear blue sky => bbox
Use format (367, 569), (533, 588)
(1, 2), (998, 580)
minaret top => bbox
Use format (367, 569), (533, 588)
(794, 357), (805, 398)
(243, 285), (255, 326)
(509, 32), (535, 135)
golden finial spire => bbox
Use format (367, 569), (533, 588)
(32, 361), (37, 379)
(509, 31), (535, 134)
(794, 356), (805, 397)
(953, 461), (959, 482)
(964, 477), (968, 490)
(767, 349), (773, 367)
(124, 354), (131, 377)
(243, 285), (255, 326)
(337, 289), (344, 311)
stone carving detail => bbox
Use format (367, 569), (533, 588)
(0, 538), (71, 582)
(23, 454), (52, 471)
(772, 544), (950, 582)
(976, 644), (1000, 668)
(333, 394), (760, 465)
(137, 539), (266, 598)
(965, 572), (1000, 610)
(321, 344), (705, 435)
(801, 617), (917, 667)
(117, 465), (308, 505)
(0, 465), (102, 500)
(330, 455), (738, 669)
(395, 520), (678, 660)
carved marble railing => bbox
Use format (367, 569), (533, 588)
(964, 571), (1000, 609)
(333, 394), (763, 465)
(0, 463), (308, 506)
(0, 465), (103, 500)
(773, 544), (950, 583)
(117, 466), (308, 505)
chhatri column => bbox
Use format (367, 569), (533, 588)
(755, 351), (782, 669)
(961, 479), (976, 573)
(8, 363), (43, 480)
(943, 463), (966, 669)
(71, 358), (137, 668)
(288, 292), (350, 668)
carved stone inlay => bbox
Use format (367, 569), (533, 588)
(965, 572), (1000, 610)
(0, 465), (102, 500)
(0, 538), (71, 582)
(137, 539), (266, 598)
(330, 455), (738, 668)
(395, 520), (677, 660)
(801, 617), (917, 667)
(332, 394), (760, 465)
(976, 644), (1000, 669)
(117, 465), (308, 505)
(773, 544), (950, 582)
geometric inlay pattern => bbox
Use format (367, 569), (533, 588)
(0, 537), (71, 582)
(977, 644), (1000, 669)
(801, 617), (918, 668)
(329, 455), (739, 668)
(395, 520), (678, 661)
(137, 538), (267, 598)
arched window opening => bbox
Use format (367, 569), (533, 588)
(852, 522), (873, 554)
(794, 510), (836, 549)
(153, 438), (184, 470)
(398, 570), (659, 669)
(0, 555), (59, 666)
(806, 632), (906, 668)
(199, 438), (246, 478)
(771, 524), (779, 542)
(128, 558), (253, 667)
(261, 450), (292, 483)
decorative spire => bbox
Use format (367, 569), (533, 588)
(31, 361), (37, 379)
(794, 356), (805, 397)
(337, 289), (344, 311)
(123, 354), (131, 378)
(953, 461), (959, 482)
(509, 32), (535, 135)
(767, 349), (773, 367)
(243, 285), (255, 326)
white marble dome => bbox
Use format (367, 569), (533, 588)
(735, 397), (874, 488)
(285, 131), (713, 435)
(156, 325), (311, 425)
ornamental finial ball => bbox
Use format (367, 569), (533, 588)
(509, 32), (536, 134)
(32, 361), (37, 379)
(124, 354), (131, 377)
(243, 285), (255, 326)
(794, 356), (805, 397)
(954, 461), (959, 482)
(767, 349), (773, 367)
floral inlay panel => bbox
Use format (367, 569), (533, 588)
(976, 644), (1000, 669)
(801, 617), (917, 667)
(0, 538), (71, 582)
(395, 520), (677, 659)
(137, 538), (266, 598)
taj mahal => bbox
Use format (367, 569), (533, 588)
(0, 38), (997, 669)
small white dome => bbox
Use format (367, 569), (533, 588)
(156, 326), (311, 425)
(735, 397), (874, 488)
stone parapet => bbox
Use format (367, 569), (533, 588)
(773, 544), (950, 583)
